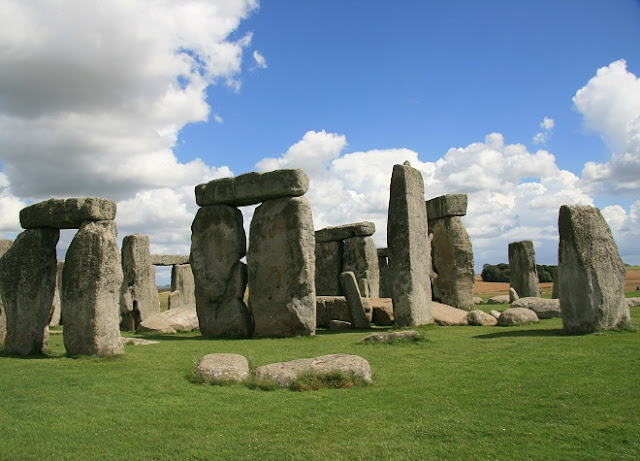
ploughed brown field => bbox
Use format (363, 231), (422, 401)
(473, 269), (640, 295)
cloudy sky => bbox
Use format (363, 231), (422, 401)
(1, 0), (639, 284)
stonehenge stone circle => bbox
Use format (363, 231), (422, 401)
(387, 162), (433, 326)
(557, 205), (630, 333)
(0, 229), (58, 355)
(339, 271), (370, 329)
(508, 240), (540, 298)
(62, 220), (124, 356)
(315, 221), (376, 242)
(315, 239), (344, 296)
(0, 238), (14, 345)
(20, 197), (116, 229)
(168, 264), (196, 311)
(342, 235), (379, 298)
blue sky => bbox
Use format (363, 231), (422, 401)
(0, 0), (639, 284)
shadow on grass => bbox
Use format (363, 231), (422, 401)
(0, 350), (63, 360)
(473, 328), (567, 339)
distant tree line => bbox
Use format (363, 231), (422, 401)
(481, 263), (556, 283)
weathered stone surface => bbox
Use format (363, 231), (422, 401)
(316, 296), (372, 327)
(315, 240), (343, 296)
(195, 169), (309, 207)
(253, 354), (372, 387)
(627, 297), (640, 307)
(377, 248), (391, 298)
(508, 240), (540, 298)
(558, 205), (630, 333)
(0, 239), (14, 344)
(20, 197), (116, 229)
(195, 353), (250, 383)
(509, 287), (519, 303)
(138, 307), (199, 333)
(370, 298), (394, 326)
(343, 236), (380, 298)
(329, 320), (352, 331)
(511, 297), (561, 319)
(387, 162), (433, 326)
(432, 302), (469, 326)
(490, 310), (502, 319)
(361, 330), (421, 343)
(0, 229), (58, 354)
(149, 254), (189, 266)
(120, 234), (160, 331)
(339, 272), (370, 329)
(426, 194), (468, 220)
(488, 295), (510, 304)
(136, 315), (177, 334)
(122, 337), (159, 346)
(429, 216), (475, 310)
(473, 297), (483, 305)
(49, 261), (65, 326)
(62, 220), (124, 356)
(315, 221), (376, 243)
(497, 307), (539, 326)
(248, 196), (316, 337)
(190, 205), (253, 339)
(168, 264), (196, 311)
(467, 309), (499, 326)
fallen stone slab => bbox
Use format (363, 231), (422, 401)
(370, 298), (394, 326)
(195, 353), (250, 383)
(426, 194), (467, 220)
(150, 254), (189, 266)
(137, 315), (177, 334)
(315, 221), (376, 243)
(20, 197), (116, 229)
(122, 337), (159, 346)
(627, 297), (640, 307)
(329, 320), (352, 331)
(488, 295), (510, 304)
(138, 308), (199, 333)
(511, 297), (561, 319)
(473, 297), (483, 305)
(432, 302), (469, 326)
(361, 330), (422, 343)
(195, 169), (309, 207)
(253, 354), (372, 388)
(466, 309), (498, 326)
(497, 307), (539, 326)
(316, 296), (372, 327)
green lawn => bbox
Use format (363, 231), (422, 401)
(1, 308), (640, 460)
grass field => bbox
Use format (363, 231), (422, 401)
(2, 303), (639, 460)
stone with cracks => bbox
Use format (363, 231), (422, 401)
(315, 240), (343, 296)
(195, 169), (309, 207)
(497, 307), (539, 326)
(425, 194), (467, 220)
(342, 236), (380, 298)
(315, 221), (376, 243)
(387, 162), (433, 326)
(339, 272), (370, 329)
(168, 264), (196, 311)
(195, 353), (250, 383)
(512, 297), (561, 319)
(467, 310), (498, 326)
(149, 254), (189, 266)
(20, 197), (116, 229)
(119, 234), (160, 331)
(557, 205), (630, 333)
(508, 240), (540, 298)
(0, 229), (58, 354)
(190, 205), (253, 339)
(62, 220), (124, 356)
(248, 196), (316, 337)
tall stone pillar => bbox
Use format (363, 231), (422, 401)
(0, 239), (15, 345)
(168, 264), (196, 311)
(508, 240), (540, 298)
(377, 248), (391, 298)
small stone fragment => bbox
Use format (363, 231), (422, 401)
(361, 330), (422, 343)
(497, 308), (539, 326)
(329, 320), (352, 331)
(195, 353), (250, 383)
(466, 309), (498, 326)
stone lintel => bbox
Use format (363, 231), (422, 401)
(150, 255), (190, 266)
(315, 221), (375, 243)
(20, 197), (116, 229)
(426, 194), (467, 220)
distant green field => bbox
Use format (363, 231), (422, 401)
(1, 307), (639, 460)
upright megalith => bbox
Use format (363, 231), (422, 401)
(340, 271), (370, 329)
(168, 264), (196, 311)
(0, 239), (14, 345)
(49, 261), (64, 327)
(62, 220), (124, 356)
(248, 196), (316, 337)
(426, 194), (475, 311)
(387, 162), (433, 326)
(343, 236), (379, 298)
(557, 205), (630, 333)
(120, 234), (160, 331)
(190, 205), (253, 338)
(377, 248), (391, 298)
(508, 240), (540, 298)
(0, 230), (58, 355)
(315, 239), (344, 295)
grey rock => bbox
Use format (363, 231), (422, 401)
(136, 315), (177, 334)
(489, 310), (502, 319)
(497, 307), (539, 326)
(512, 297), (561, 319)
(509, 287), (520, 303)
(49, 261), (65, 326)
(315, 240), (343, 296)
(473, 297), (483, 305)
(432, 301), (469, 326)
(370, 298), (394, 326)
(377, 248), (391, 298)
(149, 254), (189, 266)
(119, 234), (160, 331)
(508, 240), (540, 298)
(138, 307), (199, 333)
(387, 163), (433, 326)
(62, 220), (124, 356)
(195, 169), (309, 207)
(20, 197), (116, 229)
(488, 295), (510, 304)
(429, 216), (475, 310)
(466, 309), (498, 326)
(315, 221), (376, 243)
(329, 320), (352, 331)
(339, 272), (370, 329)
(425, 194), (468, 220)
(627, 297), (640, 307)
(343, 236), (380, 298)
(0, 239), (13, 344)
(190, 205), (253, 339)
(0, 229), (58, 355)
(558, 205), (630, 333)
(316, 296), (372, 327)
(168, 264), (196, 311)
(122, 337), (159, 346)
(195, 353), (250, 383)
(361, 330), (422, 343)
(248, 196), (316, 337)
(253, 354), (372, 388)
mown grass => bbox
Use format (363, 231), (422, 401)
(1, 308), (640, 460)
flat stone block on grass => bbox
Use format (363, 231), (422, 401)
(497, 308), (539, 326)
(466, 310), (498, 326)
(20, 197), (116, 229)
(195, 353), (250, 383)
(511, 297), (561, 319)
(361, 330), (422, 343)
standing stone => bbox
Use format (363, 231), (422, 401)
(339, 271), (370, 329)
(387, 162), (433, 326)
(248, 196), (316, 337)
(343, 236), (380, 298)
(190, 205), (253, 338)
(119, 234), (160, 331)
(377, 248), (391, 298)
(62, 220), (124, 356)
(315, 240), (343, 296)
(168, 264), (196, 311)
(49, 261), (65, 326)
(557, 205), (630, 333)
(0, 239), (14, 345)
(0, 229), (58, 355)
(508, 240), (540, 298)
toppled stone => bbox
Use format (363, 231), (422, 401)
(627, 297), (640, 307)
(361, 330), (422, 343)
(511, 297), (561, 319)
(490, 310), (502, 319)
(497, 308), (539, 326)
(342, 236), (380, 298)
(149, 254), (189, 266)
(315, 240), (344, 296)
(466, 309), (498, 326)
(168, 264), (196, 311)
(558, 205), (630, 333)
(316, 296), (372, 327)
(20, 197), (116, 229)
(473, 297), (483, 305)
(370, 298), (394, 326)
(329, 320), (352, 331)
(253, 354), (372, 388)
(315, 221), (376, 243)
(509, 287), (520, 303)
(426, 194), (468, 220)
(195, 353), (250, 383)
(195, 169), (309, 207)
(122, 337), (159, 346)
(508, 240), (540, 298)
(432, 302), (469, 326)
(488, 295), (510, 304)
(339, 271), (370, 329)
(137, 315), (177, 334)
